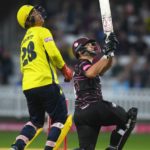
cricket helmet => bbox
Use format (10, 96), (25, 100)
(17, 5), (34, 28)
(72, 37), (101, 58)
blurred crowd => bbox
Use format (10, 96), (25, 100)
(0, 47), (13, 85)
(1, 0), (150, 88)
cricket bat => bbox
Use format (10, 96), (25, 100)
(99, 0), (113, 39)
(99, 0), (114, 56)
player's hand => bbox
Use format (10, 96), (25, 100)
(107, 32), (119, 45)
(61, 64), (73, 82)
(103, 32), (119, 56)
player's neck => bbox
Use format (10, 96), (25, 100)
(34, 21), (44, 27)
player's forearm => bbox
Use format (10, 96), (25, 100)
(99, 57), (113, 76)
(54, 55), (65, 69)
(85, 56), (113, 78)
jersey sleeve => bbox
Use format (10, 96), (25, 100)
(79, 60), (92, 74)
(40, 28), (65, 69)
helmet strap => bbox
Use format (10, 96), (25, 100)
(81, 48), (96, 57)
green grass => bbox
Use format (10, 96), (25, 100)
(1, 131), (150, 150)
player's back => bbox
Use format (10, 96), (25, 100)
(20, 26), (59, 90)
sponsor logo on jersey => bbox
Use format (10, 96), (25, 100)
(44, 37), (53, 42)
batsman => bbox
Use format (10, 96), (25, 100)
(72, 32), (138, 150)
(11, 4), (73, 150)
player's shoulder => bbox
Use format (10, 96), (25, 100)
(29, 26), (50, 33)
(39, 27), (53, 37)
(32, 26), (49, 32)
(74, 59), (91, 73)
(39, 26), (49, 31)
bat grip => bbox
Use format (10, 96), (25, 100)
(105, 34), (114, 57)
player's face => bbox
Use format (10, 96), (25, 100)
(31, 9), (44, 26)
(85, 43), (95, 52)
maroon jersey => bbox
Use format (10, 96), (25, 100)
(73, 59), (103, 108)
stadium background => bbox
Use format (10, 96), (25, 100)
(0, 0), (150, 149)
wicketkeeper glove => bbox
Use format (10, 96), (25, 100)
(102, 32), (119, 57)
(61, 64), (73, 82)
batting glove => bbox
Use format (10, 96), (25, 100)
(61, 64), (73, 82)
(102, 32), (119, 57)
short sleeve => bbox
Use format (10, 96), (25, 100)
(79, 60), (92, 73)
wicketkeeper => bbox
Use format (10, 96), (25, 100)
(11, 4), (73, 150)
(72, 33), (138, 150)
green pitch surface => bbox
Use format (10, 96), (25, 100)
(1, 131), (149, 150)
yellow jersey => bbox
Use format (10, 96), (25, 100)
(20, 26), (65, 90)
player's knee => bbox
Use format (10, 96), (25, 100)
(19, 121), (37, 140)
(30, 118), (44, 128)
(128, 107), (138, 117)
(49, 114), (72, 139)
(46, 122), (64, 148)
(55, 111), (68, 124)
(112, 108), (138, 150)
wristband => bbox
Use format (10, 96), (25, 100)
(103, 52), (114, 59)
